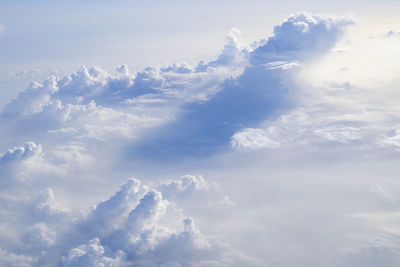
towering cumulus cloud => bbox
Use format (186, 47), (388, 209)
(10, 11), (400, 267)
(0, 13), (353, 158)
(132, 13), (353, 158)
(251, 13), (353, 63)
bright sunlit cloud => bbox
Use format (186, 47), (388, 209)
(1, 2), (400, 266)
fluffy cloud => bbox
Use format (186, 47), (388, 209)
(67, 176), (247, 266)
(0, 139), (241, 266)
(2, 11), (400, 267)
(63, 238), (126, 267)
(88, 178), (148, 235)
(0, 141), (42, 163)
(0, 13), (353, 159)
(131, 13), (351, 158)
(32, 188), (70, 221)
(0, 13), (355, 266)
(0, 141), (44, 189)
(0, 63), (232, 147)
(250, 12), (354, 64)
(196, 27), (249, 71)
(158, 175), (209, 198)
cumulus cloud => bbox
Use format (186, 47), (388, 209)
(2, 11), (400, 267)
(250, 12), (354, 64)
(0, 12), (353, 160)
(0, 64), (232, 147)
(32, 188), (70, 221)
(0, 141), (44, 189)
(196, 27), (249, 71)
(0, 139), (243, 267)
(88, 178), (148, 236)
(158, 175), (209, 198)
(72, 177), (247, 266)
(0, 141), (43, 163)
(9, 149), (388, 267)
(63, 238), (126, 267)
(129, 13), (353, 158)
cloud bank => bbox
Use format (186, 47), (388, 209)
(2, 11), (400, 267)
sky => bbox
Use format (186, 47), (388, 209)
(1, 1), (400, 266)
(0, 0), (399, 105)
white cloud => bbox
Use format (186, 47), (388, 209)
(32, 188), (70, 220)
(158, 175), (209, 198)
(0, 156), (246, 266)
(24, 223), (57, 249)
(0, 14), (356, 266)
(0, 141), (43, 163)
(379, 129), (400, 149)
(1, 11), (400, 267)
(63, 238), (126, 267)
(250, 12), (354, 64)
(0, 13), (353, 159)
(0, 248), (36, 267)
(0, 141), (45, 189)
(218, 196), (235, 207)
(231, 128), (281, 151)
(130, 14), (351, 157)
(313, 125), (363, 143)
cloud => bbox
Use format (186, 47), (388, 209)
(312, 125), (363, 143)
(126, 190), (168, 233)
(250, 12), (354, 64)
(63, 238), (126, 267)
(0, 141), (44, 189)
(0, 166), (246, 266)
(32, 188), (70, 221)
(343, 213), (400, 267)
(0, 248), (36, 267)
(196, 27), (249, 71)
(23, 223), (57, 249)
(158, 175), (209, 199)
(88, 178), (148, 235)
(0, 64), (231, 147)
(0, 13), (353, 161)
(379, 129), (400, 149)
(0, 141), (43, 163)
(0, 15), (357, 265)
(231, 128), (281, 151)
(75, 177), (249, 266)
(3, 11), (400, 267)
(127, 13), (353, 159)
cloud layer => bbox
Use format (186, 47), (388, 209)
(2, 12), (400, 267)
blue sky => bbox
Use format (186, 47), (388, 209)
(1, 1), (400, 266)
(0, 0), (398, 69)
